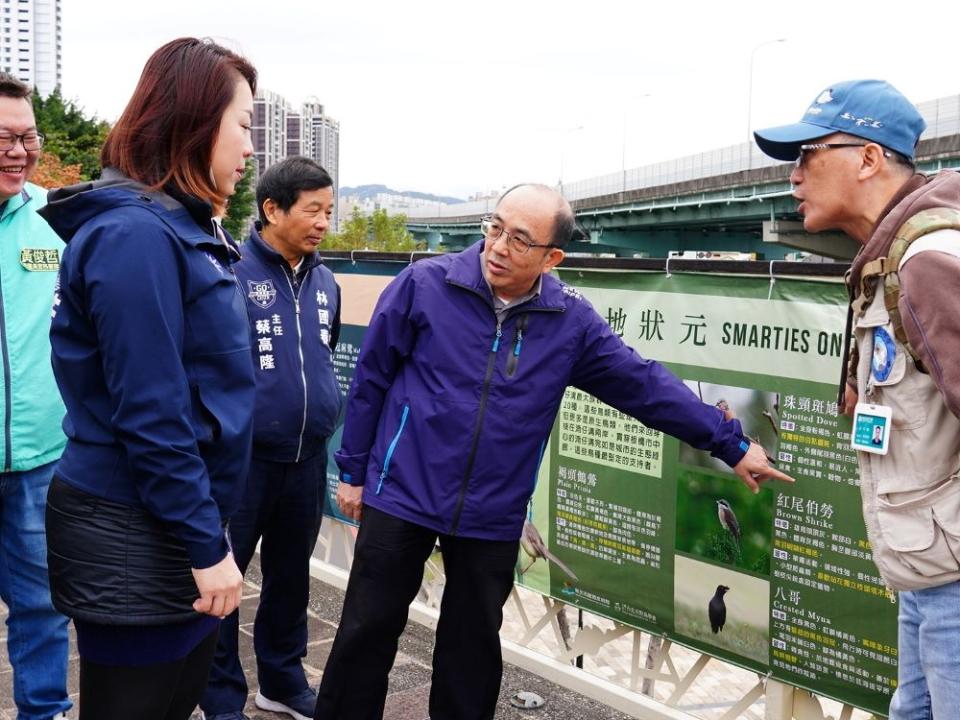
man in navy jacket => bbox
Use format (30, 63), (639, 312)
(315, 183), (791, 720)
(202, 157), (342, 720)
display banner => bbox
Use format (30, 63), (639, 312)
(324, 258), (896, 716)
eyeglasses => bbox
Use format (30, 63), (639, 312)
(0, 131), (45, 153)
(794, 142), (890, 170)
(480, 215), (560, 254)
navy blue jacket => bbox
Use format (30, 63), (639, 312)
(41, 172), (255, 569)
(237, 226), (342, 462)
(336, 241), (749, 541)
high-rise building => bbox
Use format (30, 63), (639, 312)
(300, 100), (339, 176)
(300, 99), (340, 229)
(252, 88), (288, 177)
(253, 89), (341, 229)
(0, 0), (62, 97)
(285, 111), (302, 159)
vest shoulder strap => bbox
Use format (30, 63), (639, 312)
(877, 208), (960, 370)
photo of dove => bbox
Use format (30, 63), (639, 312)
(681, 382), (780, 477)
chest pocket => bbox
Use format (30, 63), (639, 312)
(854, 298), (927, 430)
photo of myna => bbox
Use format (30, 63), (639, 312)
(674, 556), (769, 664)
(709, 584), (729, 633)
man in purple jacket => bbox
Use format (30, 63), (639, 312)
(314, 183), (789, 720)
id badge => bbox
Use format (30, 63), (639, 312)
(851, 403), (892, 455)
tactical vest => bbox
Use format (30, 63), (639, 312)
(855, 225), (960, 590)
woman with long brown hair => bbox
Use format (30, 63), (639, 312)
(39, 37), (257, 719)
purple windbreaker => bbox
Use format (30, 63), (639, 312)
(335, 242), (748, 541)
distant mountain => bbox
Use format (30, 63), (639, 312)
(339, 184), (464, 205)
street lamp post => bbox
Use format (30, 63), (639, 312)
(558, 125), (584, 196)
(622, 93), (652, 193)
(746, 38), (785, 168)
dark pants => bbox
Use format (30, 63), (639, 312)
(315, 506), (519, 720)
(201, 452), (326, 715)
(79, 627), (218, 720)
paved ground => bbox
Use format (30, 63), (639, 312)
(0, 554), (875, 719)
(0, 556), (633, 720)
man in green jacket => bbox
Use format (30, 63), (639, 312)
(0, 72), (71, 720)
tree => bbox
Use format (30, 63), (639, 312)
(223, 159), (257, 241)
(31, 151), (83, 188)
(326, 207), (421, 251)
(32, 89), (110, 181)
(329, 206), (371, 250)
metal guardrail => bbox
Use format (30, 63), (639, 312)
(318, 251), (849, 278)
(311, 520), (879, 720)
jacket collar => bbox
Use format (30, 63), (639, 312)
(158, 181), (243, 261)
(246, 222), (323, 272)
(39, 168), (234, 258)
(162, 181), (218, 237)
(445, 240), (566, 311)
(0, 185), (34, 223)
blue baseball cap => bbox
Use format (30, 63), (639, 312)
(754, 79), (926, 161)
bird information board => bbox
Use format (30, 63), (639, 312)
(324, 259), (898, 717)
(518, 268), (896, 716)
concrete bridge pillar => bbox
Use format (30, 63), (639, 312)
(425, 231), (444, 251)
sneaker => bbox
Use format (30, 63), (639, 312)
(255, 687), (317, 720)
(199, 712), (250, 720)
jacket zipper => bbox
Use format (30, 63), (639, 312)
(377, 404), (410, 494)
(441, 279), (563, 535)
(0, 268), (11, 472)
(505, 313), (529, 378)
(449, 321), (502, 534)
(281, 271), (309, 462)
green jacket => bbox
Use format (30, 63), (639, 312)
(0, 182), (66, 472)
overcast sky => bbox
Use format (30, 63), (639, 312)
(62, 0), (960, 199)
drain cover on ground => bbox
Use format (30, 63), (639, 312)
(509, 691), (545, 709)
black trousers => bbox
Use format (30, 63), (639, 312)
(315, 506), (519, 720)
(202, 453), (326, 715)
(79, 627), (219, 720)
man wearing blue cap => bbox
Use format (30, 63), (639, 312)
(756, 79), (960, 720)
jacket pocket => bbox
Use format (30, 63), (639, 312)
(876, 475), (960, 577)
(376, 404), (410, 495)
(190, 384), (222, 444)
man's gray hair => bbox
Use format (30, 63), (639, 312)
(833, 132), (915, 173)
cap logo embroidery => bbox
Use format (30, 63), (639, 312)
(806, 89), (835, 116)
(839, 112), (883, 128)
